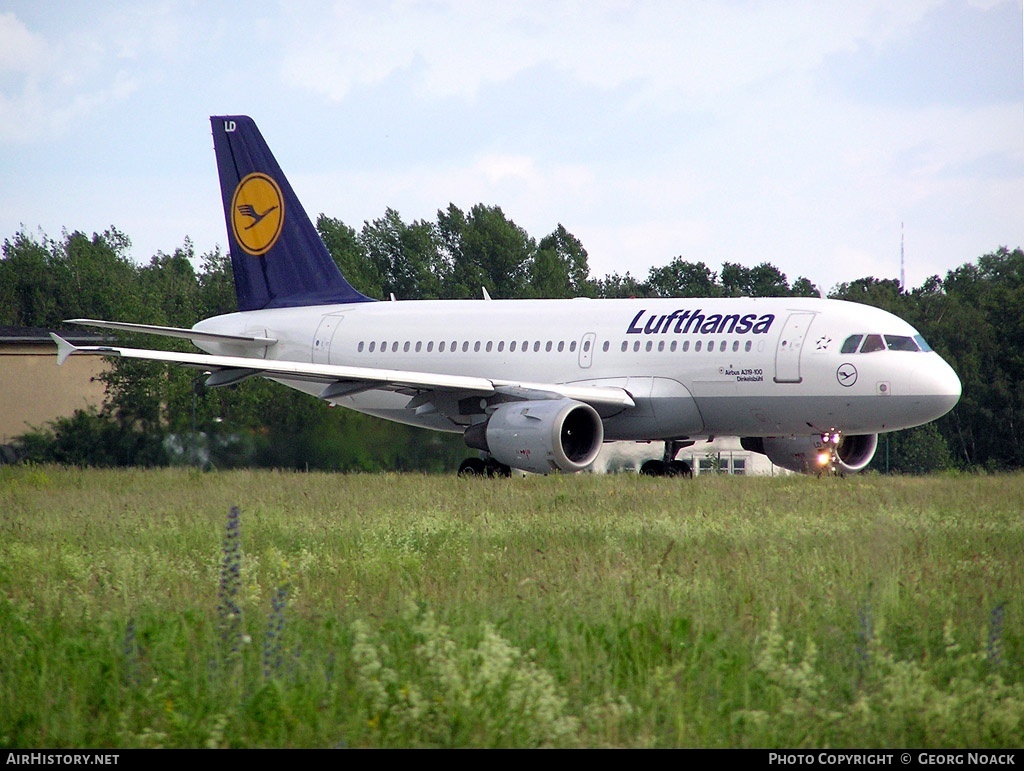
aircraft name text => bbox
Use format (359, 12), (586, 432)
(626, 309), (775, 336)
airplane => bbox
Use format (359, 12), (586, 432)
(51, 115), (962, 477)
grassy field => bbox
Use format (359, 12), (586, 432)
(1, 466), (1022, 748)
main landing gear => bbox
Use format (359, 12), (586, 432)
(458, 456), (512, 478)
(639, 439), (694, 478)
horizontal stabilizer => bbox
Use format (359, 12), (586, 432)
(66, 319), (276, 348)
(51, 333), (79, 366)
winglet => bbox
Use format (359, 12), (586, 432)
(50, 333), (78, 366)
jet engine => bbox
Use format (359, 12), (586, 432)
(464, 399), (604, 474)
(740, 433), (878, 475)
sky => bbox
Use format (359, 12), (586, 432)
(1, 0), (1021, 296)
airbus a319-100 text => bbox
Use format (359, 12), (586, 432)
(52, 116), (962, 477)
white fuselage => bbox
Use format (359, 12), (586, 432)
(192, 296), (962, 442)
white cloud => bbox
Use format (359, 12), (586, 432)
(277, 0), (950, 108)
(0, 11), (46, 73)
(0, 0), (1019, 290)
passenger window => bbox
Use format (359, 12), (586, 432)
(885, 335), (919, 352)
(358, 341), (365, 352)
(497, 341), (504, 352)
(404, 341), (410, 352)
(545, 341), (552, 352)
(841, 335), (863, 354)
(695, 341), (702, 352)
(602, 341), (609, 352)
(633, 341), (640, 352)
(658, 341), (665, 352)
(670, 341), (677, 352)
(486, 341), (493, 352)
(510, 341), (517, 352)
(860, 334), (885, 353)
(720, 341), (727, 352)
(415, 341), (422, 352)
(732, 340), (739, 352)
(392, 342), (399, 353)
(439, 341), (446, 352)
(473, 341), (480, 352)
(745, 341), (751, 352)
(463, 341), (470, 352)
(427, 341), (434, 352)
(570, 341), (577, 352)
(621, 341), (628, 352)
(645, 341), (653, 352)
(368, 341), (375, 352)
(533, 341), (541, 352)
(683, 341), (690, 352)
(558, 341), (565, 352)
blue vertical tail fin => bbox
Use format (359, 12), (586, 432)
(211, 115), (373, 311)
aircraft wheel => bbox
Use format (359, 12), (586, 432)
(458, 457), (488, 477)
(640, 459), (667, 476)
(668, 460), (693, 478)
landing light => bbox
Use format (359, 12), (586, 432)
(816, 451), (832, 466)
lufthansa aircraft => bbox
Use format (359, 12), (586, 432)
(52, 116), (962, 477)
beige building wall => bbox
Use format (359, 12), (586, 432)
(0, 343), (108, 442)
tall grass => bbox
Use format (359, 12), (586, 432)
(0, 466), (1021, 747)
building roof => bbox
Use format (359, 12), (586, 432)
(0, 326), (110, 345)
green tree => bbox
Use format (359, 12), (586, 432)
(0, 230), (63, 326)
(529, 224), (596, 298)
(359, 208), (447, 300)
(926, 248), (1024, 468)
(436, 204), (535, 299)
(196, 247), (237, 318)
(317, 215), (381, 298)
(596, 271), (645, 299)
(828, 276), (905, 315)
(644, 258), (722, 298)
(720, 262), (791, 297)
(872, 423), (953, 474)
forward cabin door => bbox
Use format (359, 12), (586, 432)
(773, 312), (815, 384)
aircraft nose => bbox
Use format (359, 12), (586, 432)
(918, 354), (962, 418)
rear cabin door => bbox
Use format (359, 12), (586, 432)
(313, 314), (344, 364)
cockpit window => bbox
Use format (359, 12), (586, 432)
(841, 335), (863, 354)
(844, 332), (928, 354)
(885, 335), (919, 352)
(859, 334), (885, 353)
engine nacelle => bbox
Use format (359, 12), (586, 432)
(741, 433), (878, 475)
(464, 399), (604, 474)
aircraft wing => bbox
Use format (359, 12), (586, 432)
(50, 334), (635, 410)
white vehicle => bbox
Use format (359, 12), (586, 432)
(54, 116), (962, 477)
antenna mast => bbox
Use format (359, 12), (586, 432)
(900, 222), (905, 291)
